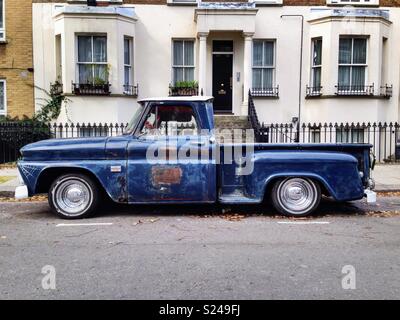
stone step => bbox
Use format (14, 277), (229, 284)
(214, 115), (251, 129)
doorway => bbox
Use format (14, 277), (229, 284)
(212, 40), (233, 113)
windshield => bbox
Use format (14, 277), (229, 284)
(124, 103), (145, 134)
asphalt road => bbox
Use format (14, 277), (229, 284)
(0, 196), (399, 300)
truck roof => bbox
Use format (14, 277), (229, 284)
(138, 96), (214, 103)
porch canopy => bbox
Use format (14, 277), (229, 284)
(195, 3), (258, 113)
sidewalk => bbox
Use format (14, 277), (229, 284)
(0, 164), (399, 197)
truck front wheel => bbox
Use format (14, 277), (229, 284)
(271, 177), (321, 217)
(48, 174), (99, 219)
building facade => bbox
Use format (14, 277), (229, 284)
(0, 0), (35, 118)
(31, 0), (400, 127)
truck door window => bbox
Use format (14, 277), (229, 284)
(139, 105), (199, 136)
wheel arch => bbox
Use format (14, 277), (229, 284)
(262, 173), (336, 200)
(36, 166), (109, 198)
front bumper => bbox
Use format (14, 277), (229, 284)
(15, 185), (29, 200)
(364, 189), (376, 203)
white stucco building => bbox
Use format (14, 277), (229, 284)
(32, 0), (400, 130)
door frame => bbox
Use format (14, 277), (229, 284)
(212, 40), (234, 114)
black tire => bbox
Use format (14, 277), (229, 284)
(271, 177), (321, 217)
(48, 173), (99, 219)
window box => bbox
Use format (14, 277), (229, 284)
(123, 84), (138, 97)
(335, 84), (374, 96)
(72, 82), (111, 95)
(169, 84), (199, 97)
(306, 85), (323, 97)
(251, 86), (279, 98)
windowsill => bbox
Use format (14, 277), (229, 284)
(167, 2), (198, 6)
(306, 94), (390, 100)
(254, 1), (283, 7)
(64, 93), (137, 98)
(252, 95), (279, 99)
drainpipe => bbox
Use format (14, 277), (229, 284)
(280, 14), (304, 143)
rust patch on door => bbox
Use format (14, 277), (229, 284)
(151, 166), (182, 187)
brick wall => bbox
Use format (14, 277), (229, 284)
(0, 0), (34, 118)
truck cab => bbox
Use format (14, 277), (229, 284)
(15, 96), (375, 219)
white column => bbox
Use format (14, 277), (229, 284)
(198, 32), (208, 96)
(242, 32), (254, 115)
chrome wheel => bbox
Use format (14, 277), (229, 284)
(276, 178), (319, 215)
(53, 178), (93, 217)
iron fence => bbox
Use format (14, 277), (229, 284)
(1, 120), (399, 164)
(258, 122), (400, 162)
(0, 122), (128, 164)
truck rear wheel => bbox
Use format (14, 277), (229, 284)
(48, 174), (99, 219)
(271, 177), (321, 217)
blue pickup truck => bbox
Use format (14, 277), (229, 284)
(15, 96), (376, 219)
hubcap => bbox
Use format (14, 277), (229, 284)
(55, 179), (92, 216)
(278, 178), (317, 215)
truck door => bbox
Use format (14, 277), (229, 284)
(127, 102), (216, 203)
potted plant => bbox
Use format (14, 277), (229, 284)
(170, 80), (198, 96)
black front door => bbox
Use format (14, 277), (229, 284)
(213, 54), (233, 113)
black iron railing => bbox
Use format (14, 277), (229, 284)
(256, 122), (400, 162)
(251, 86), (279, 98)
(72, 82), (111, 96)
(1, 120), (399, 164)
(306, 85), (323, 97)
(380, 84), (393, 98)
(335, 84), (374, 96)
(169, 84), (199, 96)
(248, 90), (264, 142)
(123, 84), (138, 97)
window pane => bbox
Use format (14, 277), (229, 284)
(184, 41), (194, 66)
(263, 68), (273, 88)
(312, 67), (321, 87)
(264, 41), (274, 66)
(184, 67), (194, 81)
(124, 38), (131, 65)
(173, 67), (184, 84)
(351, 66), (365, 87)
(94, 64), (107, 82)
(252, 69), (262, 88)
(173, 41), (183, 65)
(79, 64), (93, 83)
(0, 82), (4, 111)
(353, 38), (366, 64)
(0, 1), (3, 29)
(339, 38), (352, 64)
(78, 36), (92, 63)
(93, 36), (107, 62)
(213, 40), (233, 52)
(124, 66), (131, 85)
(313, 39), (322, 66)
(338, 66), (351, 86)
(253, 41), (263, 67)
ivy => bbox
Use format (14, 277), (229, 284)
(34, 81), (70, 123)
